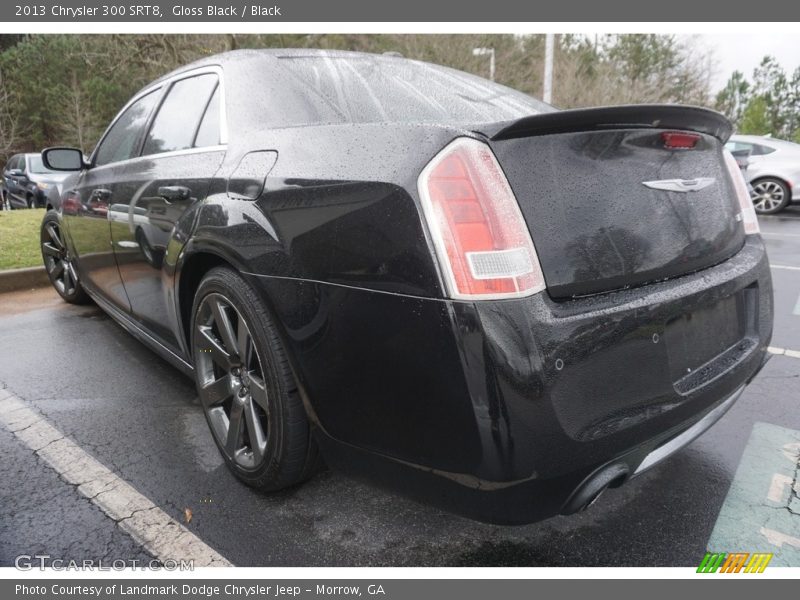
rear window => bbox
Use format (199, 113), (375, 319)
(278, 55), (552, 125)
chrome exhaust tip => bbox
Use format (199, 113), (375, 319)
(560, 463), (629, 515)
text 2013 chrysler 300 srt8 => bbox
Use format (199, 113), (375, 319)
(40, 49), (773, 524)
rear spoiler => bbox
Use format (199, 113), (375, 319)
(486, 104), (733, 143)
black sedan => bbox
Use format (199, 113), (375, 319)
(40, 49), (773, 524)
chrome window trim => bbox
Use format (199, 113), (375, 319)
(86, 145), (227, 174)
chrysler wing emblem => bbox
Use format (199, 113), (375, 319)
(642, 177), (716, 193)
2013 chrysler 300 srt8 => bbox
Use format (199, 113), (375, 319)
(40, 49), (773, 524)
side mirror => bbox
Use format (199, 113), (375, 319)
(42, 147), (86, 171)
(8, 168), (24, 177)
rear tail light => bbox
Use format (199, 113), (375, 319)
(723, 149), (760, 235)
(417, 137), (546, 300)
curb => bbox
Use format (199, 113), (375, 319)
(0, 266), (49, 294)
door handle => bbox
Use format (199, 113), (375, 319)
(158, 186), (191, 202)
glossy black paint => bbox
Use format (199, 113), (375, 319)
(486, 103), (733, 141)
(491, 129), (745, 298)
(247, 236), (771, 523)
(51, 49), (773, 524)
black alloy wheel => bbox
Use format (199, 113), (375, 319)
(191, 267), (321, 490)
(41, 211), (90, 304)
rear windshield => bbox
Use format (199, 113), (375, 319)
(278, 55), (553, 125)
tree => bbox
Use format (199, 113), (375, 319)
(715, 71), (750, 125)
(0, 33), (722, 163)
(739, 96), (773, 135)
(0, 67), (21, 156)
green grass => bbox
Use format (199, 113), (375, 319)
(0, 209), (46, 270)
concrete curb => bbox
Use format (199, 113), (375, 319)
(0, 266), (49, 294)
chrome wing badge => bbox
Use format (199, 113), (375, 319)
(642, 178), (716, 193)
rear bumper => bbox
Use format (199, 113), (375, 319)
(315, 379), (757, 524)
(251, 235), (773, 524)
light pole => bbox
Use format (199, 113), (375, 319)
(543, 34), (554, 104)
(472, 47), (495, 82)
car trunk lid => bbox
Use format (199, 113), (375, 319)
(483, 105), (745, 299)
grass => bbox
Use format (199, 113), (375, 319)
(0, 209), (46, 270)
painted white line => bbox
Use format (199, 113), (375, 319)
(0, 388), (231, 567)
(759, 527), (800, 549)
(769, 264), (800, 271)
(767, 346), (800, 359)
(767, 473), (793, 503)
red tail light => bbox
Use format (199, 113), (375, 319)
(661, 131), (700, 149)
(723, 149), (760, 235)
(418, 138), (546, 300)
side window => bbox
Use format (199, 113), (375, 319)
(94, 90), (160, 167)
(729, 142), (752, 153)
(143, 74), (218, 156)
(752, 144), (776, 156)
(193, 85), (221, 148)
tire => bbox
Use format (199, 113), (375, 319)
(750, 177), (790, 215)
(27, 194), (35, 209)
(40, 210), (90, 304)
(191, 266), (321, 491)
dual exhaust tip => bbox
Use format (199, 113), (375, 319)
(561, 463), (629, 515)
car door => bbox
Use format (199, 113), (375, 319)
(5, 155), (26, 207)
(63, 88), (162, 313)
(744, 143), (778, 180)
(110, 70), (225, 351)
(1, 156), (16, 205)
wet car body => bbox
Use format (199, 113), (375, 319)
(44, 50), (773, 524)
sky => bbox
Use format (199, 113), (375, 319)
(695, 34), (800, 92)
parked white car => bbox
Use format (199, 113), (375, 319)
(726, 134), (800, 214)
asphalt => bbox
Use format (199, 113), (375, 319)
(1, 207), (799, 567)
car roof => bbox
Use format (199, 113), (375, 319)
(150, 48), (402, 86)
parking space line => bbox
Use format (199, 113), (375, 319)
(0, 387), (231, 567)
(770, 264), (800, 272)
(768, 346), (800, 359)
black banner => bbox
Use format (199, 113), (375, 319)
(1, 0), (799, 22)
(5, 579), (800, 600)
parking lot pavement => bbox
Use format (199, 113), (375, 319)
(0, 406), (154, 566)
(1, 211), (799, 567)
